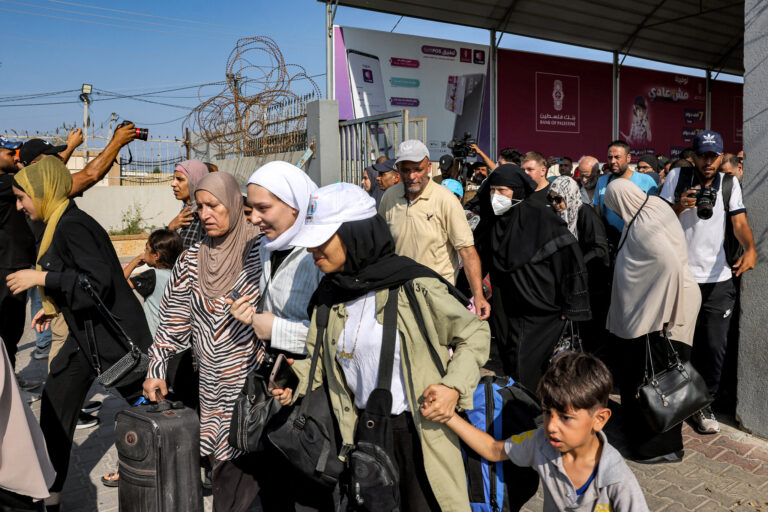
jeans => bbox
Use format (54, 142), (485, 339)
(28, 283), (51, 349)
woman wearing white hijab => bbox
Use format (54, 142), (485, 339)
(229, 160), (328, 510)
(604, 178), (701, 464)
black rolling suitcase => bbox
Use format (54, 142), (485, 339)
(115, 401), (202, 512)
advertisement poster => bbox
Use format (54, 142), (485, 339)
(334, 26), (489, 158)
(619, 68), (707, 158)
(497, 49), (612, 159)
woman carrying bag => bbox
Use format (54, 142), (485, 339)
(142, 172), (263, 511)
(228, 161), (328, 510)
(271, 183), (490, 511)
(5, 156), (152, 511)
(604, 179), (702, 464)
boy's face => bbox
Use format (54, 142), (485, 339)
(543, 406), (611, 453)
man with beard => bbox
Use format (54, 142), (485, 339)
(592, 140), (658, 246)
(577, 156), (600, 203)
(463, 161), (489, 204)
(379, 140), (490, 320)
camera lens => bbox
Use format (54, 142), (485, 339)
(136, 128), (149, 141)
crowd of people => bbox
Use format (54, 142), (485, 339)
(0, 125), (756, 511)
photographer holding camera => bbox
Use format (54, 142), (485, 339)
(660, 130), (757, 435)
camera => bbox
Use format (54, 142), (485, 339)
(676, 186), (717, 219)
(117, 120), (149, 141)
(447, 132), (477, 159)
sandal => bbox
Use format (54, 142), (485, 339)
(101, 472), (119, 487)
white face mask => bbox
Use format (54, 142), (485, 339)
(491, 193), (521, 215)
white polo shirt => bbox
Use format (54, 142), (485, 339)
(659, 168), (746, 284)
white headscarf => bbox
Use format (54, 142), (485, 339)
(604, 179), (701, 345)
(247, 161), (319, 251)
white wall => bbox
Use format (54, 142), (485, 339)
(74, 185), (181, 232)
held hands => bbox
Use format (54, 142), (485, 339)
(168, 206), (194, 231)
(271, 357), (295, 405)
(142, 378), (168, 402)
(6, 269), (47, 295)
(419, 384), (460, 423)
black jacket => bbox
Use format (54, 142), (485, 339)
(39, 202), (152, 375)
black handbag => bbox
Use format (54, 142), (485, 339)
(346, 288), (400, 511)
(78, 274), (149, 388)
(636, 333), (712, 433)
(228, 286), (280, 453)
(266, 304), (345, 488)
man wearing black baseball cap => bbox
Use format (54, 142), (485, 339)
(0, 137), (36, 371)
(660, 129), (757, 435)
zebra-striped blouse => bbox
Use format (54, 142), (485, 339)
(147, 235), (263, 461)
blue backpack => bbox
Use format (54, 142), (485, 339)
(463, 375), (541, 512)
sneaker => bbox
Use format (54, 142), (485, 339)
(16, 375), (42, 391)
(81, 400), (102, 414)
(32, 347), (50, 360)
(25, 392), (41, 404)
(690, 408), (720, 434)
(75, 412), (99, 430)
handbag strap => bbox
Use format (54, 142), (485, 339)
(299, 304), (330, 415)
(660, 330), (683, 366)
(644, 334), (657, 382)
(616, 194), (650, 254)
(375, 287), (400, 390)
(403, 281), (447, 377)
(77, 274), (138, 354)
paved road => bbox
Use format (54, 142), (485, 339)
(15, 312), (768, 511)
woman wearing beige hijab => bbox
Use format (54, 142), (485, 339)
(605, 178), (701, 464)
(143, 172), (264, 511)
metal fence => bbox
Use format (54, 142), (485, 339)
(338, 110), (427, 184)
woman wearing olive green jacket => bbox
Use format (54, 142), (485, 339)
(273, 183), (490, 511)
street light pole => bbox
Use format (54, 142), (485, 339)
(80, 84), (92, 167)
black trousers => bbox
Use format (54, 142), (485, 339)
(391, 412), (441, 512)
(40, 341), (139, 492)
(0, 487), (45, 512)
(692, 279), (737, 399)
(0, 269), (27, 370)
(617, 334), (692, 459)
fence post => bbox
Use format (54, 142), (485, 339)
(403, 109), (410, 141)
(306, 99), (340, 186)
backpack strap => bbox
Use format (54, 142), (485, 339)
(673, 166), (695, 204)
(722, 172), (733, 214)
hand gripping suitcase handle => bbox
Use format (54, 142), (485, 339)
(146, 400), (184, 412)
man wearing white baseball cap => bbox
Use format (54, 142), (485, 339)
(378, 140), (490, 320)
(283, 183), (490, 511)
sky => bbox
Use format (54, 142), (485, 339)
(0, 0), (743, 140)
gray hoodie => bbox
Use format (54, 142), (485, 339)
(504, 428), (648, 512)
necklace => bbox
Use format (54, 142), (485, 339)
(339, 295), (368, 359)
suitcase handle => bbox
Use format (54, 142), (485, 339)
(145, 400), (184, 412)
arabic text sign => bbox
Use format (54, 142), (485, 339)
(535, 73), (580, 133)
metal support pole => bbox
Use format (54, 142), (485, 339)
(612, 52), (620, 140)
(325, 2), (334, 100)
(83, 100), (89, 167)
(490, 29), (498, 159)
(705, 69), (712, 130)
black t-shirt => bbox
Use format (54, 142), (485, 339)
(528, 184), (551, 205)
(0, 174), (35, 269)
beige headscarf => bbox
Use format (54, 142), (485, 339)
(0, 341), (55, 499)
(13, 156), (73, 315)
(604, 179), (701, 345)
(195, 172), (259, 298)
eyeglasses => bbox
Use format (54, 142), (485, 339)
(547, 194), (564, 205)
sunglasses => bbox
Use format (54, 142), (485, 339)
(547, 194), (565, 205)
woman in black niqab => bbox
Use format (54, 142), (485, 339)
(475, 165), (592, 391)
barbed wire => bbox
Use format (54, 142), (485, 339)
(184, 36), (320, 155)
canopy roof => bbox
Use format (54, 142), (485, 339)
(327, 0), (744, 76)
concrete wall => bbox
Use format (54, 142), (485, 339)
(736, 0), (768, 438)
(306, 100), (341, 186)
(74, 185), (181, 232)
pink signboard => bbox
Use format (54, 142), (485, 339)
(497, 49), (613, 159)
